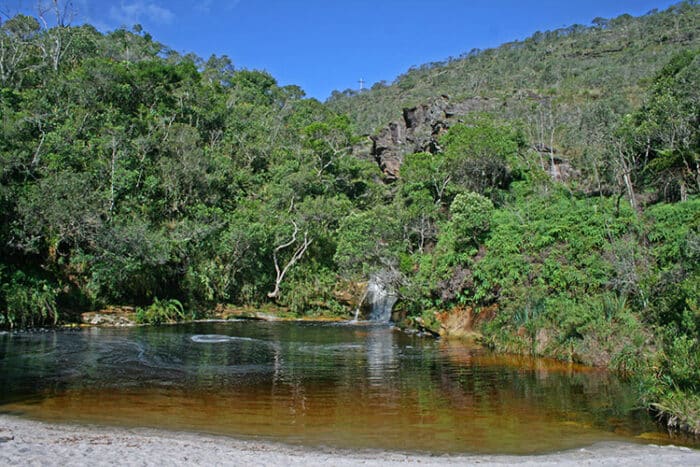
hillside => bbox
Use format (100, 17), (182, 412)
(329, 2), (699, 130)
(328, 2), (700, 192)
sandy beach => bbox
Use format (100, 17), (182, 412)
(0, 414), (698, 466)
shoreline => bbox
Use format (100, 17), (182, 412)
(1, 415), (699, 466)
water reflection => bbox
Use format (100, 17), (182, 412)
(0, 321), (696, 454)
(366, 325), (397, 387)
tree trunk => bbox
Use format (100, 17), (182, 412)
(267, 221), (312, 299)
(617, 146), (638, 212)
(680, 180), (688, 202)
(622, 171), (637, 211)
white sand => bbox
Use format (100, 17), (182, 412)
(1, 415), (698, 466)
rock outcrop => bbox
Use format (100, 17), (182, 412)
(367, 95), (496, 181)
(434, 304), (498, 340)
(363, 95), (578, 185)
(80, 306), (137, 326)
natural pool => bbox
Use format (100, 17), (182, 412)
(0, 321), (694, 454)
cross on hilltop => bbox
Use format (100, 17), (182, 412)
(358, 78), (365, 90)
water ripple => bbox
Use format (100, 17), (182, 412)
(190, 334), (260, 344)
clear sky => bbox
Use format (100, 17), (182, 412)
(2, 0), (683, 99)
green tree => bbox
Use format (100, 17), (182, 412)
(0, 14), (41, 87)
(440, 117), (522, 198)
(334, 206), (401, 279)
(449, 192), (494, 245)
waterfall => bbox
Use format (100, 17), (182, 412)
(366, 273), (398, 323)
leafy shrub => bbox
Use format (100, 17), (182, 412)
(449, 192), (494, 245)
(663, 332), (700, 392)
(281, 267), (345, 316)
(651, 390), (700, 435)
(0, 271), (58, 328)
(440, 117), (521, 198)
(136, 298), (187, 325)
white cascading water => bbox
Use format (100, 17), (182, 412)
(366, 273), (398, 323)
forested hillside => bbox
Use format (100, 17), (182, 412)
(0, 15), (383, 324)
(0, 2), (698, 433)
(328, 1), (700, 201)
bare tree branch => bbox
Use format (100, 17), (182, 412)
(267, 220), (312, 299)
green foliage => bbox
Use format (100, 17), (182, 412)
(473, 189), (636, 304)
(334, 206), (402, 278)
(0, 270), (58, 328)
(664, 332), (700, 391)
(644, 199), (700, 332)
(651, 390), (700, 435)
(440, 117), (521, 198)
(136, 298), (187, 325)
(618, 49), (700, 201)
(400, 152), (446, 197)
(395, 152), (447, 253)
(280, 267), (344, 316)
(0, 13), (386, 319)
(449, 192), (494, 244)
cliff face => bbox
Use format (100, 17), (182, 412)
(367, 96), (496, 181)
(363, 95), (579, 184)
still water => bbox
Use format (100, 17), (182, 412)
(0, 321), (692, 453)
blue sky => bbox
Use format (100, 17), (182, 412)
(2, 0), (682, 99)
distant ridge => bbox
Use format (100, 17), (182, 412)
(327, 1), (700, 143)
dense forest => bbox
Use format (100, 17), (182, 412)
(0, 3), (698, 433)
